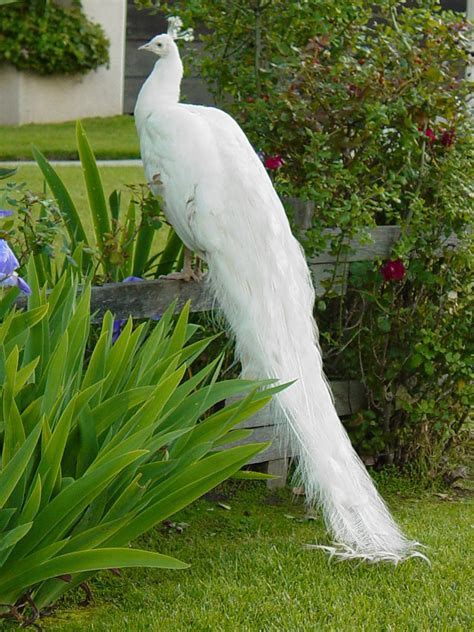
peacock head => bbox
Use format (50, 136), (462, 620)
(138, 16), (193, 58)
(138, 34), (176, 58)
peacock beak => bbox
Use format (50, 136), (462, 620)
(138, 42), (151, 51)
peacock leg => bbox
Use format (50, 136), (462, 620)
(160, 247), (203, 282)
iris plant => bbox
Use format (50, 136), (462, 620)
(0, 238), (31, 295)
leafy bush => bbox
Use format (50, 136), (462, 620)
(0, 1), (109, 75)
(0, 265), (277, 624)
(146, 0), (473, 474)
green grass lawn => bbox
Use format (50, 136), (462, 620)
(21, 480), (472, 632)
(0, 116), (140, 161)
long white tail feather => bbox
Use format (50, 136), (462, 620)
(206, 237), (425, 564)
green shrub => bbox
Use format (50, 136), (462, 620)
(0, 265), (277, 624)
(0, 1), (109, 75)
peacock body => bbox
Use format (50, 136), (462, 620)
(135, 30), (425, 563)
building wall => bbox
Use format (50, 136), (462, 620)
(0, 0), (127, 125)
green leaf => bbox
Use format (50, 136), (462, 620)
(112, 443), (269, 545)
(213, 428), (254, 447)
(0, 548), (188, 596)
(154, 229), (184, 277)
(37, 398), (76, 507)
(120, 200), (137, 278)
(109, 190), (121, 224)
(231, 470), (276, 480)
(102, 476), (147, 522)
(92, 387), (156, 437)
(12, 450), (147, 559)
(0, 422), (42, 510)
(76, 121), (111, 258)
(32, 146), (89, 248)
(94, 367), (186, 463)
(19, 474), (42, 524)
(39, 330), (69, 418)
(6, 305), (49, 344)
(0, 523), (33, 553)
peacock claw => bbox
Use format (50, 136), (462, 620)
(160, 247), (202, 282)
(159, 269), (202, 282)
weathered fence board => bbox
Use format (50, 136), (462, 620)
(88, 263), (348, 320)
(89, 278), (213, 322)
(85, 226), (402, 319)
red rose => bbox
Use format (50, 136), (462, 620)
(381, 259), (406, 282)
(440, 128), (455, 147)
(425, 128), (436, 144)
(264, 155), (284, 170)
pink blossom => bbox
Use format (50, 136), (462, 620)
(381, 259), (406, 282)
(264, 155), (284, 170)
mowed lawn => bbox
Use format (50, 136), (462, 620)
(0, 116), (139, 161)
(34, 482), (472, 632)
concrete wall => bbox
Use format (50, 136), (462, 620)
(0, 0), (126, 125)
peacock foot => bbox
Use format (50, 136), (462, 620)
(160, 268), (202, 282)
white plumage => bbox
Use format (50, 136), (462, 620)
(135, 31), (425, 563)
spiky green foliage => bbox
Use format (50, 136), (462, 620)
(0, 264), (276, 622)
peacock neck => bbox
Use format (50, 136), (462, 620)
(148, 51), (183, 105)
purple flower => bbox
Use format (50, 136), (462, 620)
(112, 318), (126, 344)
(0, 239), (31, 295)
(0, 272), (32, 295)
(0, 239), (20, 275)
(16, 276), (32, 294)
(0, 209), (13, 218)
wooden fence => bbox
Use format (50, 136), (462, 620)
(85, 225), (415, 487)
(17, 224), (459, 486)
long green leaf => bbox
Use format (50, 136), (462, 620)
(0, 523), (32, 553)
(132, 222), (156, 277)
(154, 228), (183, 277)
(19, 475), (42, 524)
(32, 146), (89, 247)
(37, 399), (75, 507)
(0, 423), (42, 509)
(120, 200), (136, 278)
(76, 120), (111, 259)
(111, 443), (269, 545)
(0, 548), (188, 596)
(92, 387), (156, 438)
(11, 450), (147, 559)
